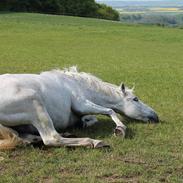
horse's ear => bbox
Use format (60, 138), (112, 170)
(120, 83), (125, 94)
(131, 85), (135, 91)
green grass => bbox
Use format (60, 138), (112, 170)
(0, 12), (183, 182)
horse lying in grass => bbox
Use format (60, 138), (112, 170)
(0, 67), (158, 149)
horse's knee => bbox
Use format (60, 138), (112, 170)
(42, 133), (61, 146)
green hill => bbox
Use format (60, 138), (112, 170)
(0, 13), (183, 182)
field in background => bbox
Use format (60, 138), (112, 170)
(117, 7), (183, 14)
(0, 13), (183, 182)
(150, 8), (182, 12)
(117, 7), (183, 27)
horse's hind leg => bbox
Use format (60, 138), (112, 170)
(0, 124), (23, 149)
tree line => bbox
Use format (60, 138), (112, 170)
(120, 13), (183, 27)
(0, 0), (119, 21)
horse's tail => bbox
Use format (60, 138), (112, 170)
(0, 124), (24, 150)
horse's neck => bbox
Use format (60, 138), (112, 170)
(76, 76), (121, 108)
(59, 70), (122, 108)
(94, 87), (120, 107)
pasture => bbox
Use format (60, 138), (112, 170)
(0, 13), (183, 182)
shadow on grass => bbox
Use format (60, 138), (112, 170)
(16, 118), (164, 150)
(27, 117), (165, 149)
(30, 118), (136, 149)
(66, 118), (137, 140)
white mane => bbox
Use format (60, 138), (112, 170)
(49, 66), (133, 97)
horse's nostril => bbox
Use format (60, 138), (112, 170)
(148, 114), (159, 123)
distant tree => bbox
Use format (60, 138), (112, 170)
(0, 0), (11, 10)
(41, 0), (64, 14)
(62, 0), (98, 17)
(10, 0), (30, 11)
(0, 0), (119, 21)
(96, 3), (119, 21)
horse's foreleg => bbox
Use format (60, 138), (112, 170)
(31, 99), (107, 148)
(72, 98), (126, 137)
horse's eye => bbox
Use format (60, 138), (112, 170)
(133, 97), (138, 102)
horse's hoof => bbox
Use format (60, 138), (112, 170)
(114, 126), (126, 137)
(93, 140), (110, 148)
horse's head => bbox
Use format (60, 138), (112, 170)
(115, 83), (159, 123)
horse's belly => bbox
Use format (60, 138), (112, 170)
(51, 111), (79, 131)
(11, 112), (80, 135)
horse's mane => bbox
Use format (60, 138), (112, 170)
(64, 66), (121, 97)
(49, 66), (133, 97)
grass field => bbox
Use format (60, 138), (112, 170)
(0, 13), (183, 183)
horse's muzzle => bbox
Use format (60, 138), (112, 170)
(148, 112), (159, 123)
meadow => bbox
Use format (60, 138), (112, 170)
(0, 13), (183, 182)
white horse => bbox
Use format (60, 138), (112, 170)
(0, 66), (158, 149)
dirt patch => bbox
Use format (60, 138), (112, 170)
(59, 167), (73, 175)
(0, 156), (4, 161)
(41, 176), (54, 183)
(159, 166), (183, 182)
(123, 158), (146, 165)
(98, 174), (141, 183)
